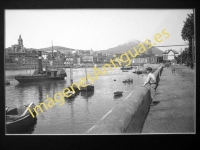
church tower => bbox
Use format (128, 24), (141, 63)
(18, 34), (24, 52)
(18, 35), (23, 48)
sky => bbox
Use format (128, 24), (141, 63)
(5, 9), (193, 53)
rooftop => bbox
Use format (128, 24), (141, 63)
(163, 49), (179, 54)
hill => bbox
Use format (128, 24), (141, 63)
(25, 40), (164, 56)
(101, 40), (164, 56)
(36, 46), (75, 53)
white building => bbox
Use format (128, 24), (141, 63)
(42, 51), (48, 60)
(46, 50), (57, 53)
(90, 49), (93, 55)
(82, 55), (93, 63)
(163, 49), (179, 61)
(77, 57), (81, 65)
(72, 50), (76, 54)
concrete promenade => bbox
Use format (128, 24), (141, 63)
(142, 65), (195, 133)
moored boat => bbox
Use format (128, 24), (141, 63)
(132, 64), (143, 74)
(80, 64), (94, 92)
(66, 91), (76, 98)
(80, 84), (94, 92)
(132, 70), (143, 74)
(136, 71), (143, 74)
(5, 80), (10, 85)
(6, 102), (37, 133)
(15, 44), (67, 83)
(113, 91), (123, 96)
(121, 66), (132, 70)
(122, 79), (133, 83)
(15, 70), (67, 83)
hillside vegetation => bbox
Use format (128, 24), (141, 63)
(28, 40), (164, 56)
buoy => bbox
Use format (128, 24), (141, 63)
(114, 79), (116, 81)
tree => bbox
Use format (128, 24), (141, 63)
(176, 48), (188, 64)
(181, 13), (194, 68)
(32, 49), (38, 55)
(47, 53), (52, 60)
(53, 52), (57, 59)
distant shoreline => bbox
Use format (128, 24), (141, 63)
(5, 63), (161, 71)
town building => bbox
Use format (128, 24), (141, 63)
(5, 35), (28, 66)
(64, 55), (79, 65)
(6, 35), (26, 60)
(163, 49), (179, 61)
(65, 56), (74, 65)
(42, 51), (49, 60)
(132, 54), (158, 65)
(11, 35), (25, 53)
(82, 55), (94, 63)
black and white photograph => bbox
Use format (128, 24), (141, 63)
(4, 9), (195, 135)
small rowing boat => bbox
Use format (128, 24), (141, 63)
(6, 102), (37, 133)
(122, 79), (133, 83)
(113, 91), (123, 96)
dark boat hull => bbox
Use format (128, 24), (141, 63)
(133, 71), (143, 74)
(113, 91), (123, 96)
(6, 114), (37, 134)
(114, 93), (123, 96)
(6, 102), (37, 134)
(114, 94), (122, 96)
(15, 76), (65, 83)
(122, 81), (133, 83)
(80, 85), (94, 92)
(121, 67), (133, 70)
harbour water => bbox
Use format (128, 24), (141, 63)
(5, 67), (147, 134)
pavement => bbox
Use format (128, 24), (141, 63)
(142, 64), (195, 133)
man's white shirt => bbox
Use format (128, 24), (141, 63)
(143, 72), (156, 86)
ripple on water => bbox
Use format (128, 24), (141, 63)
(5, 68), (145, 134)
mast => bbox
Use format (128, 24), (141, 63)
(38, 51), (43, 73)
(70, 59), (73, 84)
(52, 40), (54, 67)
(85, 64), (88, 83)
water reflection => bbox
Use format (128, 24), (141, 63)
(7, 117), (37, 134)
(25, 118), (37, 134)
(65, 90), (80, 103)
(69, 100), (75, 120)
(65, 95), (76, 103)
(113, 95), (123, 99)
(15, 80), (67, 102)
(6, 68), (146, 134)
(38, 84), (43, 102)
(80, 91), (94, 101)
(80, 91), (94, 115)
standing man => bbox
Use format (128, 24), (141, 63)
(172, 63), (176, 74)
(142, 67), (157, 106)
